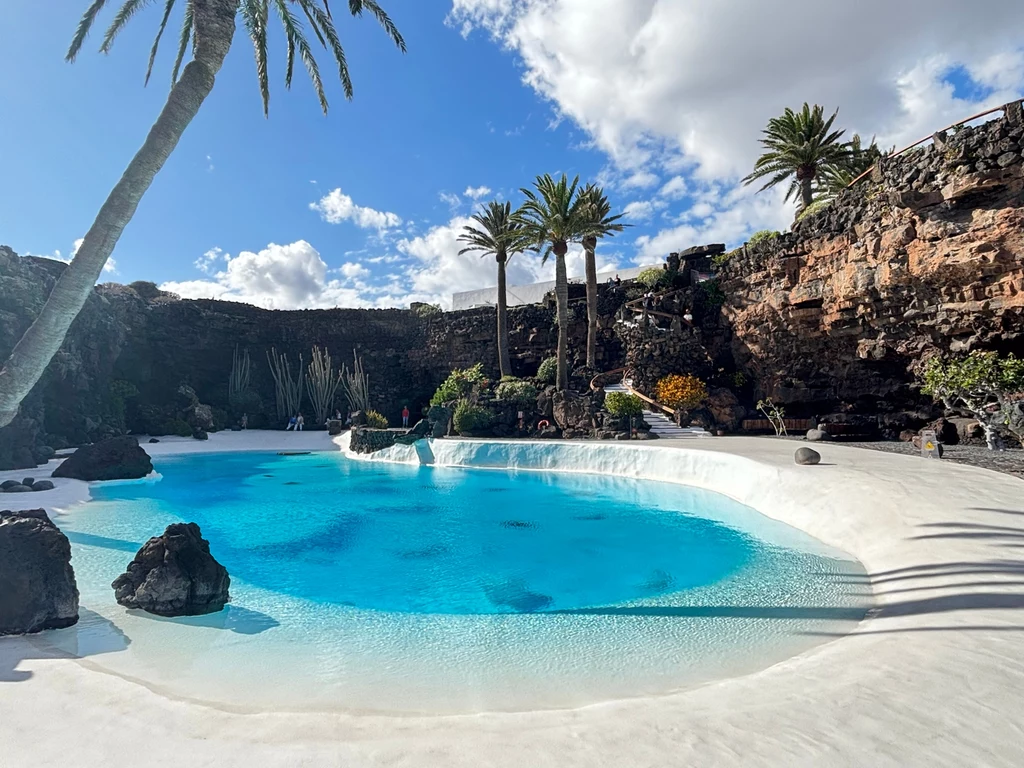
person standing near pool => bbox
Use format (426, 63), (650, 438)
(402, 405), (410, 428)
(296, 413), (305, 431)
(241, 413), (248, 430)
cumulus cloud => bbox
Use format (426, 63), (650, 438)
(309, 188), (402, 232)
(622, 199), (666, 221)
(464, 185), (493, 199)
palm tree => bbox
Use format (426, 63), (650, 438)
(577, 185), (627, 369)
(457, 201), (534, 378)
(0, 0), (405, 429)
(743, 103), (848, 216)
(516, 174), (589, 392)
(817, 134), (889, 199)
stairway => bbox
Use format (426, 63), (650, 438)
(604, 382), (712, 439)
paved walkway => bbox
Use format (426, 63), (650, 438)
(605, 381), (711, 438)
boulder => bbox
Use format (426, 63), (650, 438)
(3, 484), (33, 493)
(0, 480), (20, 491)
(31, 480), (55, 492)
(327, 419), (345, 436)
(52, 436), (153, 482)
(349, 410), (368, 428)
(794, 447), (821, 466)
(148, 438), (160, 444)
(21, 477), (35, 487)
(192, 428), (209, 441)
(33, 446), (55, 464)
(426, 405), (452, 438)
(552, 390), (595, 432)
(927, 417), (959, 445)
(0, 509), (79, 635)
(706, 388), (746, 432)
(806, 428), (831, 442)
(112, 522), (230, 617)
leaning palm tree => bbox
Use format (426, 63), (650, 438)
(817, 133), (889, 199)
(0, 0), (405, 429)
(457, 201), (534, 378)
(743, 103), (848, 217)
(515, 174), (589, 391)
(577, 185), (627, 369)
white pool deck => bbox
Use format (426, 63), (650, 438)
(2, 429), (1024, 767)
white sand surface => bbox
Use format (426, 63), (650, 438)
(3, 431), (1024, 767)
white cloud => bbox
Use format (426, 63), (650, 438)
(450, 0), (1024, 181)
(623, 200), (666, 221)
(194, 247), (226, 274)
(464, 185), (493, 199)
(658, 175), (687, 200)
(338, 262), (370, 280)
(620, 170), (659, 190)
(310, 188), (402, 232)
(439, 191), (463, 211)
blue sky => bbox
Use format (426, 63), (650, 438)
(2, 1), (1023, 309)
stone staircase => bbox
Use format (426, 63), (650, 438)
(604, 382), (711, 439)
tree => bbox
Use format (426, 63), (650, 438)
(457, 201), (534, 378)
(515, 174), (589, 391)
(817, 134), (889, 199)
(922, 351), (1024, 450)
(0, 0), (405, 429)
(577, 185), (627, 369)
(743, 103), (848, 216)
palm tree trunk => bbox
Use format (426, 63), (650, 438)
(0, 0), (239, 429)
(496, 252), (511, 377)
(800, 177), (814, 211)
(583, 238), (598, 369)
(554, 242), (569, 391)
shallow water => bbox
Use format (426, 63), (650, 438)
(46, 451), (871, 714)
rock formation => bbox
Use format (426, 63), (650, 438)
(0, 508), (79, 635)
(52, 436), (153, 481)
(112, 522), (230, 616)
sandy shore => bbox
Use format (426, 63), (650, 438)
(3, 430), (1024, 767)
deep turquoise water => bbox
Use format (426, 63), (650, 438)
(49, 451), (872, 713)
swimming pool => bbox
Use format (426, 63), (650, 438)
(47, 450), (871, 714)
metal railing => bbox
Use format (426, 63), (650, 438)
(847, 99), (1022, 188)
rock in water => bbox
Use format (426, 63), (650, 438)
(0, 509), (79, 635)
(794, 447), (821, 466)
(52, 436), (153, 482)
(112, 522), (229, 616)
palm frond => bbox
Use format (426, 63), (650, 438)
(356, 0), (406, 52)
(67, 0), (110, 62)
(240, 0), (270, 115)
(301, 1), (353, 98)
(170, 0), (193, 85)
(273, 0), (327, 112)
(100, 0), (154, 53)
(144, 0), (177, 86)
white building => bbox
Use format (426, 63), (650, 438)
(452, 266), (647, 310)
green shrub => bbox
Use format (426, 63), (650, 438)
(499, 375), (519, 383)
(696, 279), (725, 310)
(711, 248), (741, 268)
(453, 401), (493, 435)
(604, 392), (644, 418)
(536, 357), (558, 384)
(411, 302), (442, 317)
(636, 267), (667, 289)
(365, 410), (389, 429)
(155, 419), (193, 438)
(797, 199), (831, 221)
(430, 363), (485, 406)
(495, 378), (538, 406)
(748, 229), (779, 247)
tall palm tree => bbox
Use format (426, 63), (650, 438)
(743, 103), (848, 217)
(0, 0), (404, 429)
(577, 184), (627, 369)
(457, 201), (534, 378)
(817, 133), (889, 199)
(516, 174), (589, 392)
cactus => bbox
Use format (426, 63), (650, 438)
(266, 348), (304, 421)
(228, 346), (251, 409)
(306, 346), (343, 426)
(340, 351), (371, 414)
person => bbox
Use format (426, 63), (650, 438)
(296, 413), (305, 431)
(241, 413), (248, 430)
(642, 291), (653, 327)
(402, 405), (410, 428)
(334, 409), (342, 421)
(614, 274), (621, 286)
(286, 414), (297, 431)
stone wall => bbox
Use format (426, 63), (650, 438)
(714, 106), (1024, 421)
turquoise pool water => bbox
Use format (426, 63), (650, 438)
(48, 451), (871, 713)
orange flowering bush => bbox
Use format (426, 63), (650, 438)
(655, 374), (707, 411)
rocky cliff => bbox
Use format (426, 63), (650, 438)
(715, 106), (1024, 425)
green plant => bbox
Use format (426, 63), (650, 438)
(228, 345), (252, 411)
(536, 357), (558, 384)
(731, 371), (748, 389)
(495, 378), (538, 406)
(796, 198), (831, 221)
(107, 379), (139, 432)
(636, 267), (667, 289)
(411, 302), (442, 318)
(267, 348), (304, 421)
(340, 351), (372, 414)
(156, 418), (193, 438)
(453, 400), (493, 435)
(757, 398), (787, 436)
(743, 103), (849, 216)
(430, 363), (485, 406)
(306, 346), (343, 426)
(655, 375), (708, 411)
(604, 392), (644, 418)
(922, 351), (1024, 450)
(748, 230), (780, 246)
(696, 279), (725, 310)
(364, 410), (389, 429)
(711, 248), (741, 268)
